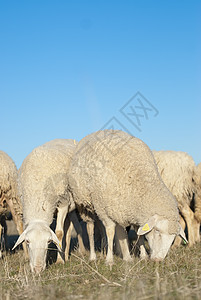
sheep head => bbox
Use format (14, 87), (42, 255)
(137, 214), (187, 260)
(13, 220), (62, 273)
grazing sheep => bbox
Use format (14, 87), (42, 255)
(153, 151), (200, 246)
(13, 139), (85, 273)
(0, 150), (26, 255)
(68, 130), (187, 265)
(41, 139), (86, 260)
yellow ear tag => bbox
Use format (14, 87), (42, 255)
(59, 243), (62, 248)
(142, 223), (150, 231)
(74, 139), (76, 145)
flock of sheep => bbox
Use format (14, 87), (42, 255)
(0, 130), (200, 274)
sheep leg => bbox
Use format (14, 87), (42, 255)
(115, 224), (132, 262)
(180, 204), (195, 247)
(134, 235), (149, 259)
(114, 227), (121, 257)
(95, 219), (107, 256)
(64, 217), (73, 261)
(192, 216), (200, 243)
(86, 221), (96, 261)
(55, 206), (69, 264)
(172, 216), (186, 248)
(69, 210), (86, 255)
(104, 222), (115, 266)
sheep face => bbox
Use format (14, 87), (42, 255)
(13, 220), (62, 273)
(145, 222), (175, 261)
(26, 224), (53, 273)
(137, 215), (187, 260)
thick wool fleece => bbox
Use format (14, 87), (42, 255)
(18, 139), (77, 226)
(68, 130), (180, 235)
(0, 150), (22, 217)
(153, 150), (197, 209)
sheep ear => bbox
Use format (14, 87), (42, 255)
(50, 229), (62, 252)
(12, 231), (26, 250)
(137, 216), (156, 235)
(179, 224), (188, 244)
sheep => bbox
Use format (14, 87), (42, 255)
(0, 150), (26, 255)
(153, 151), (200, 246)
(40, 139), (86, 260)
(13, 139), (85, 273)
(67, 130), (187, 265)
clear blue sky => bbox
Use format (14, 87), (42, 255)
(1, 0), (200, 168)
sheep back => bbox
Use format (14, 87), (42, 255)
(68, 130), (180, 235)
(19, 139), (77, 225)
(0, 150), (22, 216)
(153, 151), (196, 209)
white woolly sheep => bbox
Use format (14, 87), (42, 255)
(153, 151), (200, 246)
(40, 139), (86, 261)
(68, 130), (187, 265)
(0, 150), (26, 255)
(13, 139), (85, 273)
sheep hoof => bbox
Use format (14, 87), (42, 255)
(105, 259), (113, 269)
(55, 259), (65, 265)
(78, 247), (87, 256)
(89, 253), (96, 261)
(55, 255), (65, 264)
(139, 246), (148, 259)
(123, 256), (133, 263)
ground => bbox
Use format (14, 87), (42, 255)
(0, 223), (200, 300)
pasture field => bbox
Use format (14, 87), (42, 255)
(0, 243), (200, 300)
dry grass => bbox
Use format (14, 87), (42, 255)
(0, 243), (201, 300)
